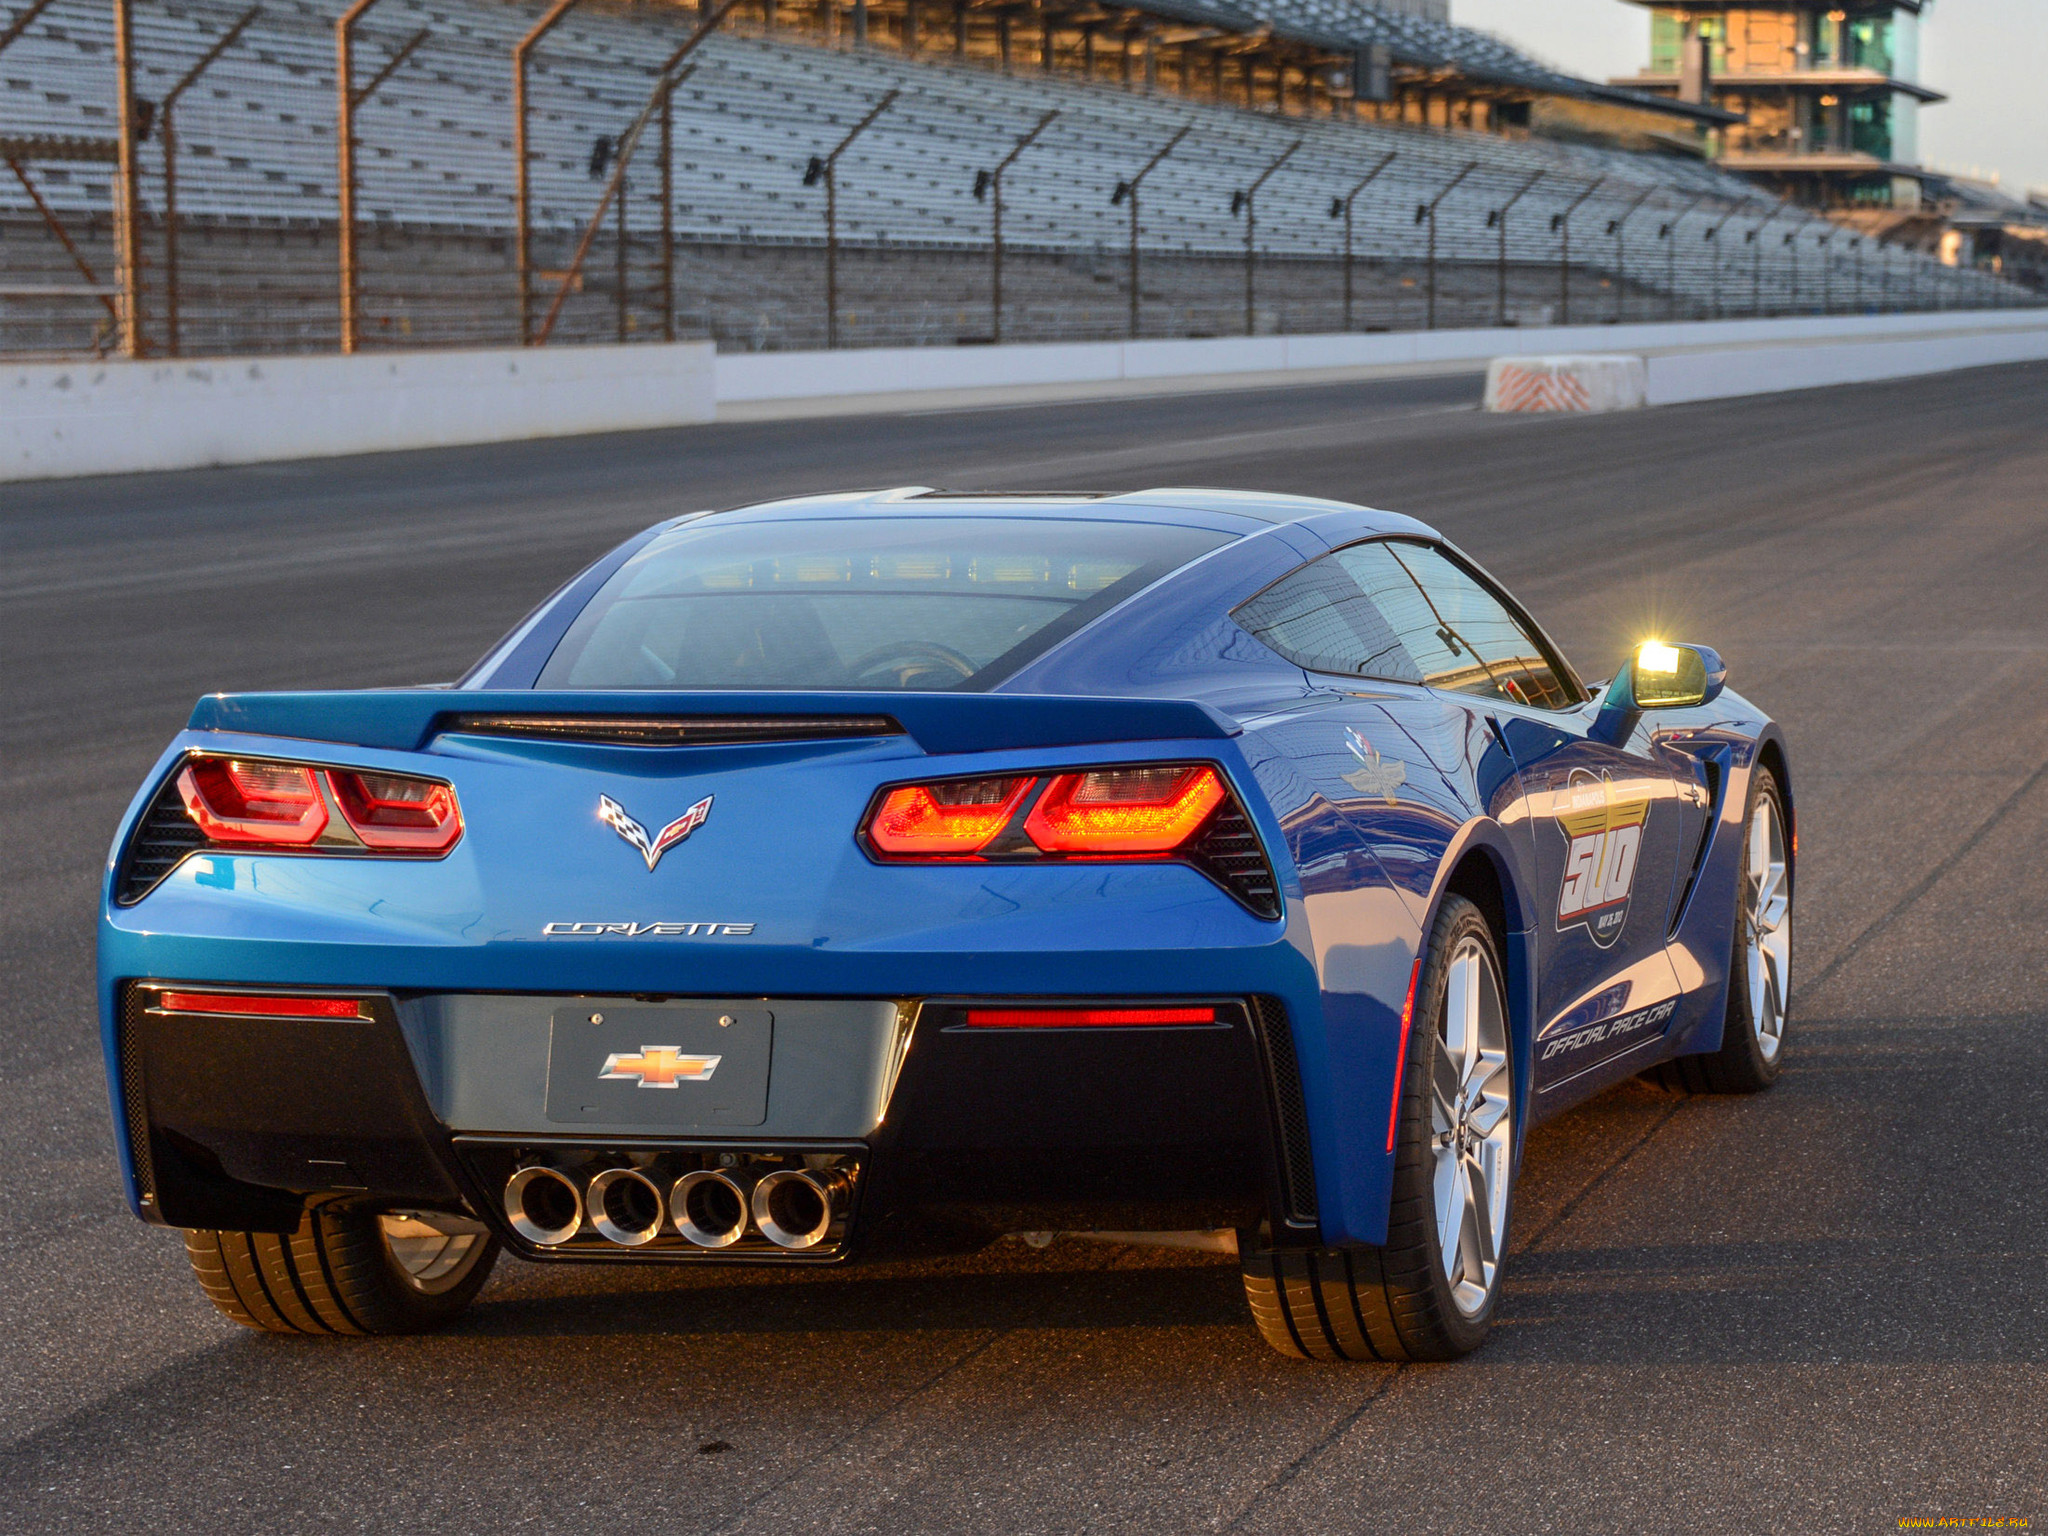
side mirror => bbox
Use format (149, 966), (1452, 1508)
(1614, 641), (1727, 711)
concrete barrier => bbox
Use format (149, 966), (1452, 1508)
(1, 340), (716, 481)
(716, 308), (2048, 406)
(1645, 326), (2048, 406)
(1484, 355), (1648, 413)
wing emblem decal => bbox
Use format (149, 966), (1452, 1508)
(599, 793), (714, 871)
(1343, 727), (1407, 804)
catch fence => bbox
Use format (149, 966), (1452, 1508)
(1, 0), (2034, 360)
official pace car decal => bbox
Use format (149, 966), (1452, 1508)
(1554, 769), (1650, 950)
(599, 1046), (722, 1088)
(599, 793), (713, 872)
(1343, 727), (1407, 805)
(1539, 997), (1679, 1063)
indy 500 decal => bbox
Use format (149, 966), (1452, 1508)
(1555, 769), (1650, 950)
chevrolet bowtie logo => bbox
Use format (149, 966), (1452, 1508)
(598, 1046), (722, 1089)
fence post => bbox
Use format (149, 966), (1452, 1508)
(159, 6), (259, 358)
(1232, 138), (1299, 336)
(1415, 159), (1477, 331)
(803, 87), (899, 349)
(1550, 176), (1604, 325)
(1744, 201), (1786, 316)
(112, 0), (144, 356)
(1329, 150), (1395, 333)
(1109, 123), (1189, 340)
(1486, 168), (1542, 327)
(338, 3), (426, 353)
(973, 108), (1057, 344)
(1604, 185), (1653, 323)
(1701, 199), (1749, 319)
(515, 0), (583, 346)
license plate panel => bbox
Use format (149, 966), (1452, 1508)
(545, 1005), (773, 1126)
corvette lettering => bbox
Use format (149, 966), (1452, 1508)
(541, 921), (757, 937)
(1540, 997), (1679, 1062)
(1555, 769), (1650, 949)
(599, 1046), (721, 1088)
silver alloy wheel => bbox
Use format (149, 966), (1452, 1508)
(379, 1211), (492, 1295)
(1745, 794), (1793, 1062)
(1430, 937), (1512, 1318)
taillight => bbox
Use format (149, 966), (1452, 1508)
(330, 770), (464, 853)
(867, 775), (1034, 857)
(177, 758), (328, 845)
(857, 760), (1279, 918)
(1024, 765), (1225, 854)
(167, 754), (461, 856)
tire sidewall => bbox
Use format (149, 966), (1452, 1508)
(1721, 766), (1791, 1086)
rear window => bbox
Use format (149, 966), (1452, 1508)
(536, 517), (1232, 691)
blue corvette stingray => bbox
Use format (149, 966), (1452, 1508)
(99, 487), (1793, 1360)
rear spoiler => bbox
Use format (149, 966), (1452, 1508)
(186, 689), (1239, 756)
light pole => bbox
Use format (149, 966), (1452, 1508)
(972, 108), (1057, 344)
(803, 87), (900, 349)
(1328, 149), (1396, 333)
(1230, 138), (1300, 336)
(1109, 123), (1190, 339)
(1485, 169), (1542, 327)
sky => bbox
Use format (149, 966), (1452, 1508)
(1451, 0), (2048, 200)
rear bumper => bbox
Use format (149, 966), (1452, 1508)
(110, 982), (1317, 1259)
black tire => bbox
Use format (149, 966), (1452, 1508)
(1651, 765), (1791, 1096)
(1242, 895), (1513, 1362)
(184, 1203), (499, 1336)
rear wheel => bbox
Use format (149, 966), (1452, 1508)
(1242, 895), (1513, 1361)
(184, 1204), (498, 1335)
(1655, 765), (1792, 1095)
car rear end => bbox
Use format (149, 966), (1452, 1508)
(100, 503), (1326, 1267)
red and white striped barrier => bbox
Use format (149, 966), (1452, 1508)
(1483, 354), (1648, 414)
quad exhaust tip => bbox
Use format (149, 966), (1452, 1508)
(504, 1165), (583, 1247)
(587, 1167), (667, 1247)
(751, 1167), (850, 1250)
(671, 1169), (751, 1249)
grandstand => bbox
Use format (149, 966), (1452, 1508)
(0, 0), (2027, 357)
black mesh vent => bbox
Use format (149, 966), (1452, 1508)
(1188, 802), (1282, 919)
(115, 775), (206, 905)
(117, 983), (156, 1207)
(442, 714), (903, 748)
(1249, 995), (1318, 1225)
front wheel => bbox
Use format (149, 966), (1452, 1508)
(1242, 895), (1514, 1361)
(184, 1203), (498, 1335)
(1657, 764), (1792, 1095)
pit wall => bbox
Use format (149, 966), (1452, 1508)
(5, 310), (2045, 482)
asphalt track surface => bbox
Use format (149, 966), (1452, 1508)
(5, 362), (2047, 1534)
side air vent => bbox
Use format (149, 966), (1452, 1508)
(1188, 802), (1282, 919)
(441, 714), (905, 748)
(1248, 996), (1318, 1226)
(115, 776), (207, 905)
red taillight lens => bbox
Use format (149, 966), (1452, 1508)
(963, 1005), (1217, 1028)
(1024, 765), (1226, 854)
(177, 758), (328, 846)
(329, 769), (464, 853)
(868, 776), (1034, 857)
(158, 991), (365, 1019)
